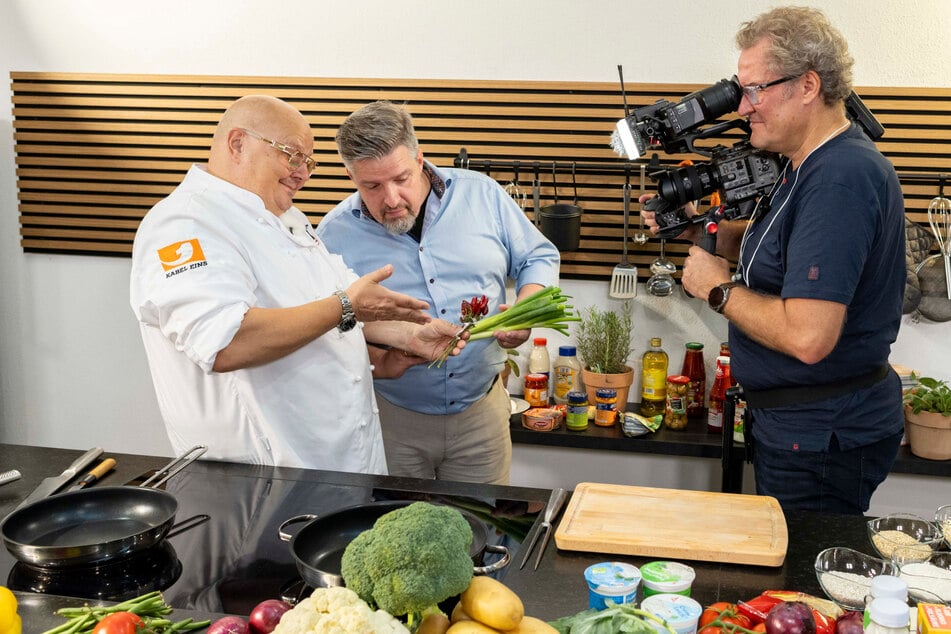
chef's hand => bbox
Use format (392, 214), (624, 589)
(403, 318), (469, 361)
(347, 265), (431, 324)
(682, 245), (734, 301)
(492, 303), (531, 349)
(639, 194), (701, 244)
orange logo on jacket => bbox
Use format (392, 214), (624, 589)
(158, 239), (206, 272)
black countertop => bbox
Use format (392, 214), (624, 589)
(0, 443), (918, 632)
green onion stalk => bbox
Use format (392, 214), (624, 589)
(430, 286), (581, 368)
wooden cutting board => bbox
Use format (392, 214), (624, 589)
(553, 482), (788, 566)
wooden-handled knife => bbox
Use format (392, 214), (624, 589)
(68, 457), (117, 491)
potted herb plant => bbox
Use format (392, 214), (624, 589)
(903, 374), (951, 460)
(575, 304), (635, 408)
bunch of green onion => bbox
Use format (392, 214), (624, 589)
(430, 286), (580, 368)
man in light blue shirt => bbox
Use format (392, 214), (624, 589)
(318, 100), (560, 484)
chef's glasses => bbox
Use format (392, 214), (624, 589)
(733, 74), (800, 105)
(241, 128), (318, 173)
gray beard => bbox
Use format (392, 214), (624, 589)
(382, 214), (416, 236)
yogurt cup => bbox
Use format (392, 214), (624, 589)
(584, 561), (641, 609)
(640, 561), (696, 597)
(641, 593), (703, 634)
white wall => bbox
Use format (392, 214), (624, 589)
(1, 1), (949, 514)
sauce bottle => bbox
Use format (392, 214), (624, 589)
(640, 338), (668, 418)
(553, 346), (582, 405)
(528, 337), (551, 389)
(707, 355), (731, 434)
(680, 342), (706, 419)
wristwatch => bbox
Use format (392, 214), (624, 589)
(708, 282), (739, 314)
(333, 290), (357, 332)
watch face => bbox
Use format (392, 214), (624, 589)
(708, 285), (726, 310)
(338, 317), (357, 332)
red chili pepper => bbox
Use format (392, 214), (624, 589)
(813, 610), (835, 634)
(736, 595), (783, 625)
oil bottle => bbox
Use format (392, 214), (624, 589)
(639, 337), (668, 417)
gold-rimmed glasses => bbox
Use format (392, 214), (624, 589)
(240, 128), (318, 173)
(733, 74), (799, 105)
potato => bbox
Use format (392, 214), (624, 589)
(452, 602), (473, 623)
(446, 621), (500, 633)
(502, 615), (558, 633)
(460, 576), (524, 631)
(417, 612), (452, 634)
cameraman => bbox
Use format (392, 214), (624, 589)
(641, 6), (906, 515)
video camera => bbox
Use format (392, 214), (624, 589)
(612, 71), (885, 251)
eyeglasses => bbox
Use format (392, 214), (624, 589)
(733, 75), (799, 105)
(240, 128), (318, 173)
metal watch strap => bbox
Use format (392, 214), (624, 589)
(333, 290), (356, 332)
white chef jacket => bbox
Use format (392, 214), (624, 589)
(129, 165), (387, 474)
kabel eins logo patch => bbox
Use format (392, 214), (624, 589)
(157, 239), (207, 272)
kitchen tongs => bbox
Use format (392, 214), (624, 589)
(519, 487), (568, 570)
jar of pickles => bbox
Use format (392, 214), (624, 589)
(664, 375), (690, 430)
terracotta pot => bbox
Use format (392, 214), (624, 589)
(581, 366), (635, 410)
(904, 405), (951, 460)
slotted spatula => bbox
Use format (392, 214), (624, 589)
(610, 182), (638, 298)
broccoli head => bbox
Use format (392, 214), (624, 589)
(341, 501), (474, 619)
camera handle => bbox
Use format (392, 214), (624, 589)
(699, 205), (726, 254)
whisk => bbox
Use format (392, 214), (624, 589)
(927, 191), (951, 300)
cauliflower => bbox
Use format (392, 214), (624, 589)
(272, 586), (409, 634)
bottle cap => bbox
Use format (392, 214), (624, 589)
(868, 597), (909, 628)
(533, 337), (547, 346)
(558, 346), (576, 356)
(650, 337), (662, 347)
(869, 574), (908, 601)
(686, 342), (704, 350)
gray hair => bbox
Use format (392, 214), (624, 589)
(735, 6), (853, 105)
(335, 100), (419, 168)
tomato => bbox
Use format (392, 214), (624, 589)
(753, 623), (768, 632)
(700, 602), (753, 634)
(92, 612), (144, 634)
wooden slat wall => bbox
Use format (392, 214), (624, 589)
(11, 72), (951, 280)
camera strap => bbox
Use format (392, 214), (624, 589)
(743, 364), (891, 410)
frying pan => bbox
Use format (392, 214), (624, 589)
(278, 500), (510, 589)
(0, 446), (207, 568)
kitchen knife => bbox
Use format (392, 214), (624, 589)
(68, 457), (116, 491)
(16, 447), (103, 509)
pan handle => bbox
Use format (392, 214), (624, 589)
(279, 514), (318, 542)
(473, 543), (510, 575)
(139, 445), (208, 489)
(166, 513), (211, 539)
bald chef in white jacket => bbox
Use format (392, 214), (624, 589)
(130, 95), (465, 473)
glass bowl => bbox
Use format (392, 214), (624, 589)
(814, 546), (897, 610)
(934, 504), (951, 549)
(866, 513), (943, 564)
(899, 551), (951, 605)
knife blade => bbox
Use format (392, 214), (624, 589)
(68, 457), (116, 491)
(533, 487), (568, 570)
(16, 447), (103, 509)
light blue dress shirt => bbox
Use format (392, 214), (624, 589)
(317, 161), (560, 414)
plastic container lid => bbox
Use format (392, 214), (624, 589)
(568, 391), (588, 404)
(558, 345), (577, 356)
(533, 337), (547, 345)
(584, 562), (641, 597)
(641, 561), (696, 594)
(868, 597), (910, 628)
(641, 593), (703, 634)
(869, 575), (908, 601)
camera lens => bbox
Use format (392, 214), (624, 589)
(690, 78), (742, 121)
(657, 163), (719, 206)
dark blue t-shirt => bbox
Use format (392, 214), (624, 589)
(731, 123), (906, 452)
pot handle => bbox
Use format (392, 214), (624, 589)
(278, 514), (318, 542)
(473, 543), (510, 575)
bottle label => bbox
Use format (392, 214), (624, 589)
(707, 401), (724, 431)
(642, 369), (667, 398)
(554, 367), (578, 399)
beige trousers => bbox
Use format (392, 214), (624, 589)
(375, 378), (512, 484)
